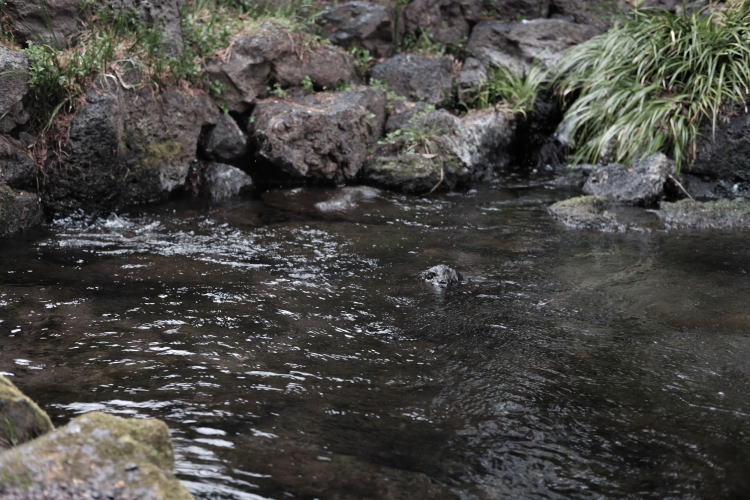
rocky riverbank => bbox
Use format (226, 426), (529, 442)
(3, 0), (744, 238)
(0, 375), (192, 498)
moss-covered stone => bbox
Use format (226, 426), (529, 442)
(0, 375), (54, 449)
(548, 195), (659, 232)
(658, 198), (750, 230)
(363, 153), (463, 194)
(0, 411), (193, 499)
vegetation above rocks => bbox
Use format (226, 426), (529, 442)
(555, 1), (750, 170)
(460, 65), (544, 115)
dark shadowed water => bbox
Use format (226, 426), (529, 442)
(1, 186), (749, 499)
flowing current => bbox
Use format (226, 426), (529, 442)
(1, 186), (748, 498)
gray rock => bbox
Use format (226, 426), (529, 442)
(384, 100), (432, 134)
(102, 0), (186, 54)
(202, 114), (248, 163)
(658, 199), (750, 230)
(206, 22), (355, 112)
(0, 47), (29, 133)
(403, 0), (482, 46)
(548, 195), (659, 232)
(0, 375), (54, 449)
(550, 0), (622, 32)
(456, 57), (488, 104)
(249, 87), (386, 183)
(468, 18), (598, 74)
(3, 0), (80, 47)
(202, 162), (253, 201)
(371, 54), (454, 105)
(583, 153), (674, 205)
(0, 411), (192, 499)
(420, 264), (463, 288)
(320, 1), (397, 57)
(0, 136), (36, 190)
(689, 106), (750, 185)
(367, 108), (516, 193)
(0, 184), (43, 237)
(682, 174), (750, 201)
(44, 79), (219, 214)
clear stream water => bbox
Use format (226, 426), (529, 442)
(0, 186), (749, 499)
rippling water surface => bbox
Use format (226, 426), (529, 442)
(1, 186), (749, 498)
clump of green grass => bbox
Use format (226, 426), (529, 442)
(461, 65), (545, 115)
(555, 2), (750, 170)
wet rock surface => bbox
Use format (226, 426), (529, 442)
(206, 22), (355, 112)
(690, 106), (750, 186)
(371, 54), (455, 105)
(0, 411), (192, 500)
(0, 136), (36, 190)
(201, 162), (253, 202)
(0, 47), (29, 134)
(0, 184), (43, 237)
(583, 153), (674, 206)
(0, 375), (54, 449)
(548, 195), (659, 232)
(658, 199), (750, 230)
(320, 1), (397, 57)
(250, 87), (386, 184)
(420, 264), (463, 287)
(44, 80), (218, 214)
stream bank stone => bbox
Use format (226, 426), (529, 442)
(320, 1), (398, 57)
(206, 22), (355, 112)
(549, 195), (659, 232)
(0, 136), (36, 190)
(371, 54), (455, 105)
(403, 0), (482, 46)
(658, 199), (750, 230)
(202, 114), (248, 164)
(0, 184), (43, 237)
(583, 153), (674, 205)
(201, 162), (253, 201)
(249, 87), (386, 184)
(0, 47), (30, 134)
(44, 79), (219, 214)
(0, 411), (192, 499)
(0, 375), (54, 449)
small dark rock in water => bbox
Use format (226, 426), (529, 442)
(420, 265), (462, 287)
(202, 162), (253, 202)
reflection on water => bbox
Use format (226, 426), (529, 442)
(1, 187), (749, 498)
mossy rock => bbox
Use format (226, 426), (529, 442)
(549, 195), (659, 232)
(363, 151), (469, 194)
(658, 198), (750, 230)
(0, 411), (193, 499)
(0, 375), (54, 449)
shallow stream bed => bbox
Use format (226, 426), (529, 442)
(1, 186), (749, 498)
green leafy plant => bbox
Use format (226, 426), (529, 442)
(301, 75), (314, 93)
(269, 82), (288, 98)
(349, 46), (374, 75)
(462, 65), (545, 115)
(555, 2), (750, 170)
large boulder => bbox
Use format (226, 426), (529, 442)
(689, 107), (750, 187)
(583, 153), (674, 205)
(371, 54), (454, 105)
(320, 1), (398, 57)
(364, 108), (516, 193)
(0, 411), (192, 499)
(403, 0), (482, 46)
(206, 22), (355, 112)
(3, 0), (80, 47)
(0, 136), (36, 190)
(0, 184), (43, 237)
(0, 47), (29, 134)
(44, 79), (219, 214)
(0, 375), (54, 449)
(468, 18), (598, 74)
(658, 199), (750, 230)
(249, 87), (386, 184)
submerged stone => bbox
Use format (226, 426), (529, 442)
(420, 265), (463, 288)
(658, 199), (750, 230)
(0, 411), (192, 499)
(0, 375), (54, 449)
